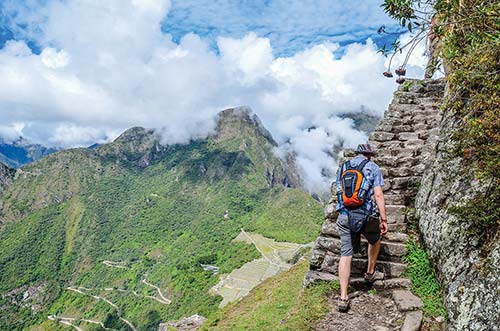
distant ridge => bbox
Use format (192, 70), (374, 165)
(0, 138), (59, 168)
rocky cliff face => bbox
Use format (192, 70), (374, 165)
(0, 162), (14, 194)
(415, 101), (500, 330)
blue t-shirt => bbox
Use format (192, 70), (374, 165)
(336, 154), (384, 214)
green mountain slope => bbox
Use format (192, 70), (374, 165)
(0, 108), (323, 331)
(201, 259), (338, 331)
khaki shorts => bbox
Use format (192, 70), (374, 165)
(336, 213), (381, 256)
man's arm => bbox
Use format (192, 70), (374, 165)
(373, 186), (388, 235)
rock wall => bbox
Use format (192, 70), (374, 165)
(305, 79), (445, 287)
(415, 99), (500, 330)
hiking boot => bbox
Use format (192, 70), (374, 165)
(364, 271), (384, 283)
(338, 297), (350, 313)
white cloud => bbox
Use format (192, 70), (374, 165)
(0, 0), (428, 193)
(40, 47), (70, 69)
(218, 33), (274, 85)
(0, 122), (25, 143)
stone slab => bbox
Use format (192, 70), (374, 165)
(386, 205), (407, 224)
(398, 132), (420, 141)
(371, 132), (396, 142)
(315, 237), (408, 258)
(373, 278), (412, 290)
(392, 290), (424, 312)
(401, 310), (423, 331)
(390, 167), (414, 178)
(309, 249), (326, 270)
(321, 256), (406, 278)
(321, 220), (339, 237)
(388, 223), (407, 232)
(302, 270), (337, 288)
(383, 232), (409, 243)
(384, 194), (406, 205)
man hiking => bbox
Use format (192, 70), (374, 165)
(335, 143), (388, 312)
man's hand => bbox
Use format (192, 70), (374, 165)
(379, 219), (388, 235)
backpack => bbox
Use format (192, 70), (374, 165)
(339, 159), (370, 209)
(339, 159), (372, 233)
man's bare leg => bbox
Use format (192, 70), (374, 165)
(338, 256), (352, 300)
(367, 239), (381, 274)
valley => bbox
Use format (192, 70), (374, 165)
(0, 108), (323, 331)
(212, 229), (310, 307)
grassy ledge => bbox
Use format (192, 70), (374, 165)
(201, 259), (339, 331)
(402, 239), (447, 317)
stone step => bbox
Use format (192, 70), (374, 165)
(314, 237), (408, 260)
(350, 277), (412, 290)
(397, 132), (420, 141)
(386, 204), (407, 224)
(388, 176), (420, 190)
(375, 148), (420, 159)
(376, 124), (413, 133)
(371, 132), (396, 142)
(302, 270), (336, 288)
(388, 167), (416, 178)
(321, 255), (407, 278)
(383, 232), (409, 243)
(416, 96), (442, 104)
(305, 271), (412, 290)
(384, 194), (406, 206)
(320, 220), (409, 243)
(387, 106), (438, 118)
(388, 223), (407, 232)
(393, 290), (424, 312)
(369, 140), (404, 150)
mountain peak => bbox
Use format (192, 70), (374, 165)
(213, 107), (276, 146)
(113, 126), (157, 143)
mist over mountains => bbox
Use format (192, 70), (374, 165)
(0, 0), (428, 193)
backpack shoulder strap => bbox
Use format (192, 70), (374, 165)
(340, 160), (349, 172)
(345, 160), (355, 171)
(356, 159), (370, 172)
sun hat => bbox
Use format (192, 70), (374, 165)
(355, 143), (376, 155)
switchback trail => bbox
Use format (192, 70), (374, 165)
(66, 286), (137, 331)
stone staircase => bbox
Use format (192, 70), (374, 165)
(304, 78), (446, 289)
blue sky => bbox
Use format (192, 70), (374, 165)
(1, 0), (403, 56)
(162, 0), (404, 56)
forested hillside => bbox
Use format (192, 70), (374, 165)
(0, 108), (323, 331)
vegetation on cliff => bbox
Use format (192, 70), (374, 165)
(437, 0), (500, 235)
(382, 0), (499, 237)
(402, 239), (447, 317)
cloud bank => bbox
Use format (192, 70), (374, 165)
(0, 0), (429, 193)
